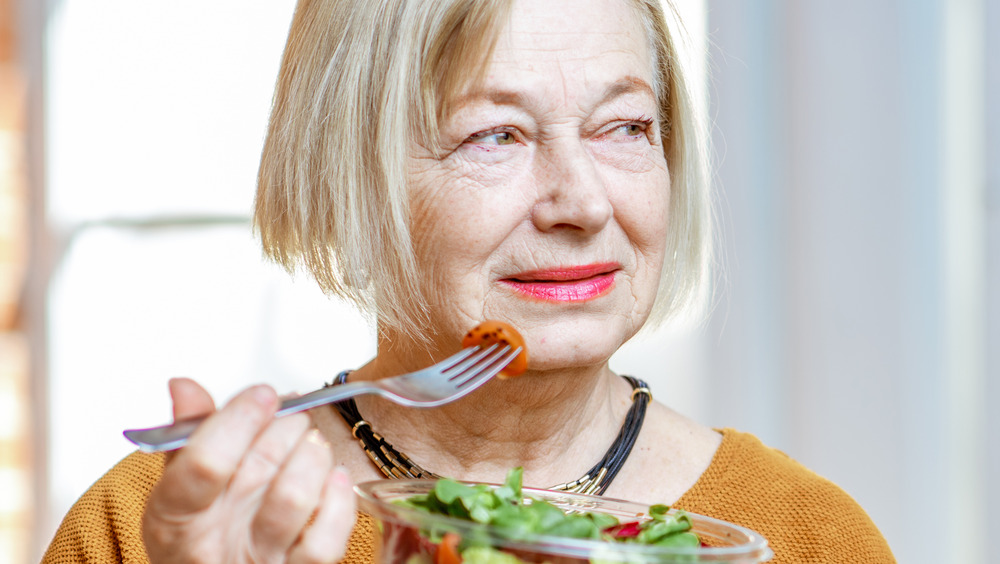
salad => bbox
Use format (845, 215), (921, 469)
(388, 468), (701, 564)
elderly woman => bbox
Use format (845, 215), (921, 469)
(43, 0), (895, 563)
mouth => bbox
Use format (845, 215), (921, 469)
(500, 263), (619, 302)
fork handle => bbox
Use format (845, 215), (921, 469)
(122, 381), (375, 453)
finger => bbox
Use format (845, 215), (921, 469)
(251, 430), (334, 559)
(152, 385), (279, 515)
(164, 378), (218, 465)
(228, 412), (312, 493)
(169, 377), (216, 421)
(287, 466), (357, 564)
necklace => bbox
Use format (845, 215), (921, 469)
(327, 371), (651, 496)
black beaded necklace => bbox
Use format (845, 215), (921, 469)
(326, 371), (650, 495)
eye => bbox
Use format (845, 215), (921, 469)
(618, 123), (645, 136)
(607, 120), (652, 139)
(467, 129), (518, 146)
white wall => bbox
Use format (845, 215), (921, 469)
(984, 0), (1000, 552)
(705, 1), (993, 563)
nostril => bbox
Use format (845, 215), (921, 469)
(531, 195), (613, 234)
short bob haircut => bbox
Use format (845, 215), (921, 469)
(254, 0), (711, 339)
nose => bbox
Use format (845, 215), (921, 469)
(531, 140), (613, 235)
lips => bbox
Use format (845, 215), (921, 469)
(500, 263), (619, 302)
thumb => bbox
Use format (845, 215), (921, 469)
(168, 377), (216, 422)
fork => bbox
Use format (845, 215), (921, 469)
(123, 343), (521, 453)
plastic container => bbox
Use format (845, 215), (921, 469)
(355, 479), (774, 563)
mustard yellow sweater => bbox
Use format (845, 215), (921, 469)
(41, 429), (895, 564)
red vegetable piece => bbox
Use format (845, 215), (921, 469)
(436, 532), (462, 564)
(604, 521), (643, 539)
(461, 321), (528, 378)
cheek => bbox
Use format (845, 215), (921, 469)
(409, 159), (476, 257)
(640, 189), (671, 248)
(408, 170), (524, 300)
(409, 148), (536, 266)
(410, 191), (476, 274)
(609, 168), (671, 261)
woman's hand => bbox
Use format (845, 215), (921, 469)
(142, 378), (356, 564)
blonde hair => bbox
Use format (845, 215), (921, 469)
(634, 0), (713, 328)
(254, 0), (711, 336)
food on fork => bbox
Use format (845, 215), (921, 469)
(462, 321), (528, 378)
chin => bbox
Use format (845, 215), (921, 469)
(518, 317), (634, 372)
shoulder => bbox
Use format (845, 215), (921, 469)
(74, 450), (167, 516)
(677, 429), (896, 564)
(42, 451), (166, 564)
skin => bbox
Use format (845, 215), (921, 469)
(143, 1), (721, 562)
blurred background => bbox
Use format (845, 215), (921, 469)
(1, 0), (996, 563)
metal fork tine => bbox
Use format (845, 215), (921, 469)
(433, 346), (484, 371)
(443, 343), (503, 380)
(452, 346), (522, 388)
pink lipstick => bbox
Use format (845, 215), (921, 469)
(501, 263), (618, 302)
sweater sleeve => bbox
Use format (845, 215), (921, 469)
(42, 452), (165, 564)
(675, 429), (896, 564)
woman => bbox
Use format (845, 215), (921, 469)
(43, 0), (895, 563)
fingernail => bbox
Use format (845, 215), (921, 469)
(251, 385), (275, 406)
(332, 466), (352, 487)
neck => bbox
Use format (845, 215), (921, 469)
(346, 350), (636, 488)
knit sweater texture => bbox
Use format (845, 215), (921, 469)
(41, 428), (895, 564)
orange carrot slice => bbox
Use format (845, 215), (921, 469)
(461, 321), (528, 378)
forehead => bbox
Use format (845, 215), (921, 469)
(482, 0), (654, 101)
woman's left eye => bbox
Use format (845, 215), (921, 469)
(467, 129), (517, 146)
(610, 122), (648, 138)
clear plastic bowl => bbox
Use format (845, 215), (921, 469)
(355, 479), (773, 563)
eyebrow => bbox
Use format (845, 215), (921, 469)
(450, 75), (656, 112)
(597, 76), (656, 106)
